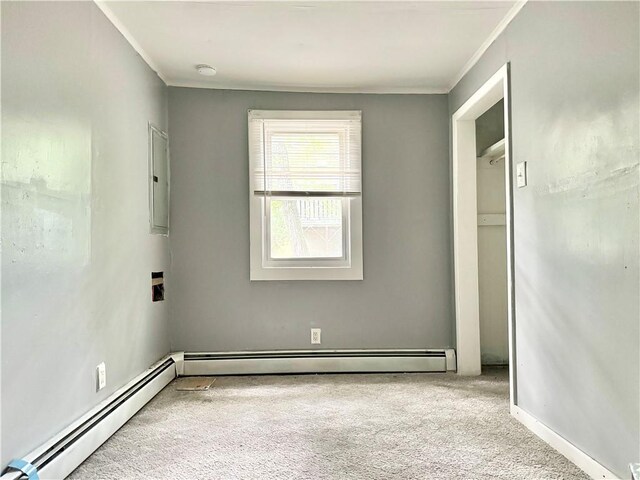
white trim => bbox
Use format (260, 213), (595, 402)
(249, 109), (361, 120)
(182, 350), (448, 376)
(451, 64), (516, 408)
(170, 351), (185, 376)
(448, 1), (527, 92)
(452, 117), (481, 375)
(185, 348), (440, 356)
(93, 1), (168, 85)
(167, 80), (449, 95)
(502, 66), (517, 406)
(445, 349), (457, 371)
(511, 405), (618, 480)
(248, 110), (364, 281)
(249, 197), (363, 279)
(0, 356), (176, 480)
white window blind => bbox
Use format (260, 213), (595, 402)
(249, 110), (362, 197)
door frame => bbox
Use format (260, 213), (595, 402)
(451, 63), (516, 406)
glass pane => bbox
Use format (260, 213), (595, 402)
(268, 132), (342, 192)
(270, 198), (343, 259)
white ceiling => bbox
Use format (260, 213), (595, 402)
(101, 1), (519, 93)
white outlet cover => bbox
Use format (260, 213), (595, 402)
(97, 362), (107, 391)
(311, 328), (321, 344)
(516, 161), (527, 188)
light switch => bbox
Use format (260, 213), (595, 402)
(516, 161), (527, 188)
(96, 362), (107, 391)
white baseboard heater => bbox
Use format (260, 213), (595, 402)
(183, 349), (456, 376)
(1, 349), (454, 479)
(1, 356), (177, 480)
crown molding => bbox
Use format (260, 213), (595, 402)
(95, 0), (527, 95)
(167, 80), (449, 95)
(448, 0), (528, 92)
(94, 1), (168, 85)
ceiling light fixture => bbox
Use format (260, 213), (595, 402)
(196, 64), (217, 76)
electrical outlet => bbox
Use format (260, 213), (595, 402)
(96, 362), (107, 391)
(311, 328), (321, 345)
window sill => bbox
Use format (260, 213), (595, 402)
(250, 265), (363, 281)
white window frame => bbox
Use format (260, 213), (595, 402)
(248, 110), (363, 281)
(263, 196), (351, 268)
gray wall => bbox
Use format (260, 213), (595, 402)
(450, 2), (639, 476)
(475, 99), (504, 155)
(168, 88), (451, 351)
(1, 2), (170, 465)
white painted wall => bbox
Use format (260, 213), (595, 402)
(476, 151), (508, 365)
(1, 1), (170, 466)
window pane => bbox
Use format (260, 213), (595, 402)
(270, 198), (343, 259)
(269, 132), (343, 192)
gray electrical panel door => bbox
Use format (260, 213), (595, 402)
(150, 125), (169, 233)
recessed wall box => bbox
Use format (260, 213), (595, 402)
(152, 272), (164, 302)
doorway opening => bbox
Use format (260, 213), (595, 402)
(452, 64), (516, 406)
(476, 100), (508, 371)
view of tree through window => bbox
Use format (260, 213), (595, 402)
(270, 198), (343, 258)
(268, 132), (344, 259)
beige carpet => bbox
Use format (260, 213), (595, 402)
(68, 368), (588, 479)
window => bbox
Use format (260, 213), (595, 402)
(248, 110), (363, 280)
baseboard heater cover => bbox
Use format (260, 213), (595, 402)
(1, 357), (176, 480)
(183, 349), (456, 375)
